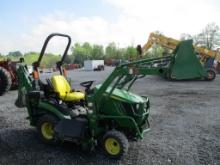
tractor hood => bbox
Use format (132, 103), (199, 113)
(95, 84), (148, 104)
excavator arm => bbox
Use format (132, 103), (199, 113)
(143, 33), (178, 51)
(142, 32), (220, 62)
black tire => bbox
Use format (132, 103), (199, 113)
(0, 67), (12, 96)
(102, 130), (129, 159)
(205, 68), (216, 81)
(37, 114), (59, 145)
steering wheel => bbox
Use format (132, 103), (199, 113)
(80, 81), (94, 93)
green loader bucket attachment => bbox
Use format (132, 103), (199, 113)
(169, 40), (206, 80)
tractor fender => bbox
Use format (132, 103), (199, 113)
(29, 101), (71, 126)
(38, 101), (71, 119)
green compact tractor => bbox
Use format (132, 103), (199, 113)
(16, 33), (152, 159)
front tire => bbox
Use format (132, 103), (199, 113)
(102, 130), (129, 159)
(37, 114), (59, 145)
(205, 68), (216, 81)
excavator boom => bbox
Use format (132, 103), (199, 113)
(143, 33), (220, 62)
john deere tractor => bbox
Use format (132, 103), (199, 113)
(16, 33), (152, 159)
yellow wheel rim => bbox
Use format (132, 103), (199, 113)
(41, 122), (54, 140)
(105, 138), (121, 155)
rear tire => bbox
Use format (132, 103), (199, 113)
(205, 68), (216, 81)
(0, 67), (12, 96)
(37, 114), (59, 145)
(102, 130), (129, 159)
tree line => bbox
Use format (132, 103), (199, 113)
(1, 23), (219, 67)
(0, 43), (138, 67)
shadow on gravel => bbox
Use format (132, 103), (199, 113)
(0, 128), (125, 165)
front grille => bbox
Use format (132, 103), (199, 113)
(121, 102), (138, 116)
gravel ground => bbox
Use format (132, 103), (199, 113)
(0, 67), (219, 165)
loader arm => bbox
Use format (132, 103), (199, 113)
(16, 64), (33, 91)
(90, 56), (172, 106)
(15, 63), (34, 107)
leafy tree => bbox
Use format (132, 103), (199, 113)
(41, 53), (61, 68)
(24, 52), (61, 67)
(180, 23), (220, 50)
(116, 48), (126, 59)
(7, 51), (23, 57)
(82, 42), (93, 59)
(124, 46), (137, 60)
(24, 52), (39, 65)
(0, 53), (3, 59)
(63, 54), (72, 64)
(195, 23), (220, 49)
(71, 43), (87, 65)
(105, 42), (118, 59)
(92, 44), (104, 59)
(73, 54), (85, 65)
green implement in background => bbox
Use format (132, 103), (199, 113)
(169, 40), (207, 80)
(135, 39), (215, 81)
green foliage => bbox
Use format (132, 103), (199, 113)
(82, 42), (93, 59)
(71, 43), (88, 65)
(72, 42), (106, 65)
(63, 55), (73, 64)
(23, 52), (39, 65)
(91, 44), (104, 59)
(105, 42), (118, 59)
(124, 46), (137, 60)
(0, 54), (4, 60)
(23, 52), (61, 67)
(71, 42), (139, 64)
(8, 51), (22, 57)
(143, 45), (165, 59)
(0, 42), (138, 67)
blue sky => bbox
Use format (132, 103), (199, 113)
(0, 0), (116, 37)
(0, 0), (219, 54)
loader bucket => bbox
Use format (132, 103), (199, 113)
(169, 40), (206, 80)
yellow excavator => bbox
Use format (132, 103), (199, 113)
(142, 32), (220, 65)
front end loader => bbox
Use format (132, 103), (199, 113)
(16, 33), (151, 159)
